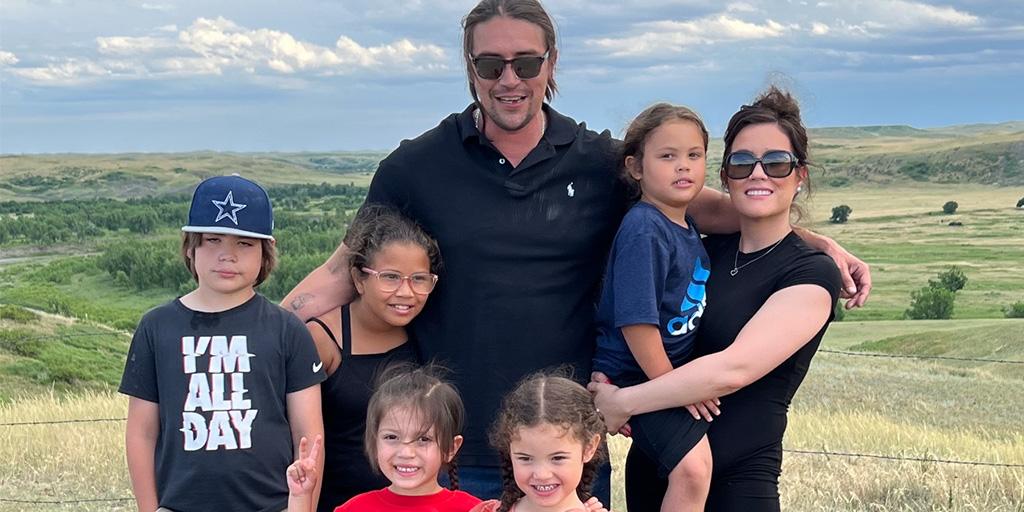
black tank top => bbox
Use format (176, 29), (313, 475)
(311, 305), (417, 512)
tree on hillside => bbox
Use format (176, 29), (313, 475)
(904, 286), (955, 320)
(905, 266), (969, 320)
(830, 205), (852, 224)
(942, 201), (959, 214)
(1004, 301), (1024, 319)
(930, 266), (967, 292)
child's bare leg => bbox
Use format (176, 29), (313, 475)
(662, 434), (712, 512)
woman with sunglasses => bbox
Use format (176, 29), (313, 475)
(304, 204), (442, 512)
(590, 86), (842, 512)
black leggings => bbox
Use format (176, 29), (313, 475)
(625, 443), (781, 512)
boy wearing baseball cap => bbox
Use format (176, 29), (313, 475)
(120, 175), (325, 512)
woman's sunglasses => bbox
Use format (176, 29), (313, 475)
(471, 52), (548, 80)
(723, 150), (799, 179)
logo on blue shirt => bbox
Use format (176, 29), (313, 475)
(666, 257), (709, 336)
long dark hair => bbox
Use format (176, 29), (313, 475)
(462, 0), (558, 102)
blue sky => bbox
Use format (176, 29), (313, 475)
(1, 0), (1022, 153)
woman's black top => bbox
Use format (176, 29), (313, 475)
(696, 231), (841, 483)
(310, 305), (417, 512)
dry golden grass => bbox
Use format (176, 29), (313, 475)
(604, 413), (1024, 512)
(0, 391), (131, 511)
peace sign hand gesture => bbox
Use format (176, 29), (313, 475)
(287, 435), (322, 497)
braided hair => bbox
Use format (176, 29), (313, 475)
(489, 372), (608, 512)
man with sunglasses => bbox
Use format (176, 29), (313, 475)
(284, 0), (872, 503)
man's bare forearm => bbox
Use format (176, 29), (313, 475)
(281, 243), (357, 320)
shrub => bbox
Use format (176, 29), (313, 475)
(1004, 302), (1024, 319)
(0, 328), (45, 357)
(0, 305), (39, 323)
(830, 205), (853, 224)
(929, 266), (968, 293)
(942, 201), (958, 214)
(904, 286), (955, 320)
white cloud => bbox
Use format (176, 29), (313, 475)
(588, 15), (789, 57)
(97, 36), (172, 55)
(6, 16), (449, 85)
(885, 0), (979, 27)
(726, 2), (757, 13)
(803, 1), (980, 38)
(9, 58), (111, 84)
(156, 24), (178, 33)
(0, 51), (19, 66)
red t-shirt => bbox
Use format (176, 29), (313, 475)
(335, 488), (481, 512)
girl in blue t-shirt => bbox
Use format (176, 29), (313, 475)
(592, 104), (718, 511)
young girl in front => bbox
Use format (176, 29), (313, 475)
(591, 104), (716, 511)
(288, 363), (480, 511)
(473, 373), (608, 512)
(303, 204), (442, 511)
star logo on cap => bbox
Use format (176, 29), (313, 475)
(212, 191), (247, 225)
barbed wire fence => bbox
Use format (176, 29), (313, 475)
(1, 335), (1022, 506)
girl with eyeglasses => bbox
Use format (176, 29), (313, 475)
(590, 86), (843, 512)
(303, 204), (442, 511)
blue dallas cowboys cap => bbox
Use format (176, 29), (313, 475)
(182, 175), (275, 240)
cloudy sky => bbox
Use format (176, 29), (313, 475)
(1, 0), (1021, 153)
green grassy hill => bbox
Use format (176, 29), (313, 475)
(0, 151), (386, 201)
(1, 121), (1022, 203)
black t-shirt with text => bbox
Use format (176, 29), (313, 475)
(120, 294), (325, 512)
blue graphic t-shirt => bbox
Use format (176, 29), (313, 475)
(593, 201), (710, 382)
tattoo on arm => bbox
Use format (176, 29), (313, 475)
(289, 293), (314, 312)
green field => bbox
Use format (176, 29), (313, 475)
(1, 136), (1023, 510)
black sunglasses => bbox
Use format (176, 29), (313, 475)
(724, 150), (799, 179)
(471, 52), (548, 80)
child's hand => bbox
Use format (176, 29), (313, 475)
(577, 496), (610, 512)
(287, 435), (322, 497)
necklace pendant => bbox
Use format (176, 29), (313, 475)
(730, 268), (739, 277)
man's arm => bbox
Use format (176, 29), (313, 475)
(687, 187), (740, 235)
(287, 385), (324, 512)
(792, 226), (872, 308)
(281, 242), (357, 321)
(126, 397), (160, 512)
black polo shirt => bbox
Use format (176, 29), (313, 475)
(366, 103), (629, 466)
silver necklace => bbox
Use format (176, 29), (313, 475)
(730, 236), (786, 277)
